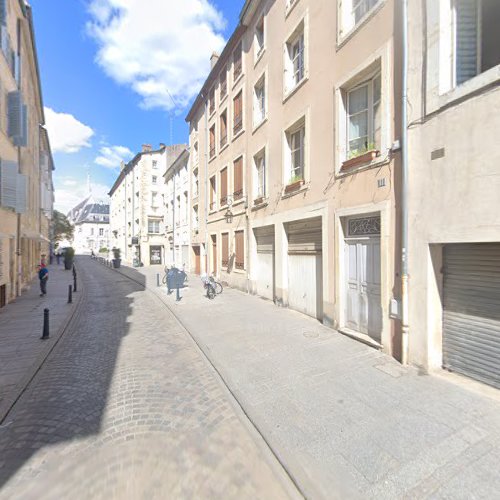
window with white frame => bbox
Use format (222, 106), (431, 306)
(193, 168), (199, 197)
(152, 160), (158, 169)
(253, 149), (266, 200)
(233, 41), (243, 80)
(285, 118), (306, 184)
(255, 15), (265, 60)
(453, 0), (500, 87)
(183, 191), (188, 223)
(152, 175), (157, 184)
(253, 75), (266, 126)
(193, 141), (199, 165)
(192, 205), (199, 229)
(339, 0), (380, 38)
(151, 191), (158, 207)
(148, 219), (160, 234)
(285, 21), (305, 94)
(220, 69), (227, 99)
(346, 72), (381, 158)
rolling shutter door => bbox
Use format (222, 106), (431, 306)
(443, 243), (500, 389)
(286, 218), (322, 255)
(254, 226), (274, 301)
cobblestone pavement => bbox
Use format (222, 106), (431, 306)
(0, 258), (298, 499)
(0, 263), (81, 421)
(123, 265), (500, 500)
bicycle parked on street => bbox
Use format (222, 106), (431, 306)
(201, 274), (216, 300)
(208, 275), (223, 295)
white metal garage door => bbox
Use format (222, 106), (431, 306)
(344, 216), (382, 342)
(286, 218), (323, 320)
(254, 226), (274, 301)
(443, 243), (500, 389)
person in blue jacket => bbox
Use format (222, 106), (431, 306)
(38, 264), (49, 297)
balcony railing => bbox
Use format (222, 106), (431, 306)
(220, 195), (227, 206)
(220, 134), (227, 148)
(235, 261), (244, 270)
(209, 201), (216, 211)
(233, 189), (243, 201)
(220, 81), (227, 98)
(234, 60), (242, 79)
(233, 114), (242, 134)
(209, 145), (216, 158)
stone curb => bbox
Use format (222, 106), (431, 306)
(0, 263), (86, 425)
(112, 265), (306, 500)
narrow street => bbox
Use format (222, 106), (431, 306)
(0, 258), (297, 499)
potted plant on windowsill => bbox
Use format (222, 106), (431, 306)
(341, 143), (380, 171)
(284, 175), (305, 194)
(112, 247), (121, 268)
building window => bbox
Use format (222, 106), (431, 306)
(235, 230), (245, 270)
(209, 124), (216, 158)
(151, 192), (158, 207)
(220, 167), (228, 206)
(346, 73), (381, 158)
(193, 168), (199, 197)
(148, 219), (160, 234)
(454, 0), (500, 86)
(233, 41), (243, 80)
(209, 175), (216, 211)
(220, 110), (228, 148)
(255, 15), (265, 60)
(193, 141), (199, 165)
(192, 204), (199, 229)
(183, 191), (188, 223)
(339, 0), (380, 37)
(253, 75), (266, 126)
(233, 91), (243, 135)
(221, 232), (229, 267)
(285, 118), (306, 184)
(209, 86), (215, 115)
(220, 69), (227, 99)
(99, 228), (104, 236)
(152, 175), (157, 184)
(233, 156), (244, 201)
(253, 149), (266, 200)
(285, 21), (305, 94)
(152, 160), (158, 169)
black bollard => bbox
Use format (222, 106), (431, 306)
(68, 284), (73, 304)
(176, 286), (181, 302)
(157, 273), (160, 287)
(41, 308), (50, 339)
(73, 275), (77, 293)
(72, 265), (76, 277)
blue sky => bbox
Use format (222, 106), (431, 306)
(30, 0), (241, 212)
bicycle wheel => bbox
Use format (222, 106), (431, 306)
(214, 282), (223, 294)
(161, 274), (167, 285)
(206, 284), (216, 300)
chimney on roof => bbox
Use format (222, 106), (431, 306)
(142, 144), (152, 153)
(159, 143), (166, 150)
(210, 52), (220, 69)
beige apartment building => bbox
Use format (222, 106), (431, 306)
(407, 0), (500, 388)
(109, 144), (185, 266)
(187, 0), (404, 357)
(0, 0), (54, 309)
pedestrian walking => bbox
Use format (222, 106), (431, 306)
(38, 264), (49, 297)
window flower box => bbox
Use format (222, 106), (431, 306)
(284, 178), (304, 193)
(341, 149), (379, 171)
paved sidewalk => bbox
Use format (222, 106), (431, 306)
(119, 264), (500, 499)
(0, 262), (81, 422)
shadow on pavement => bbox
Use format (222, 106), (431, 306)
(0, 256), (146, 489)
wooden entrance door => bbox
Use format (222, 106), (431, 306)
(193, 246), (201, 275)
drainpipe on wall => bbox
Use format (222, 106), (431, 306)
(203, 96), (209, 275)
(401, 0), (410, 365)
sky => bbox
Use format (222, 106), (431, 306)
(30, 0), (242, 213)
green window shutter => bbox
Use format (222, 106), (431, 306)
(8, 91), (22, 140)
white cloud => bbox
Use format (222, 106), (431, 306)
(44, 107), (95, 153)
(95, 145), (134, 169)
(87, 0), (227, 111)
(54, 179), (111, 214)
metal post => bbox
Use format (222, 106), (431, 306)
(73, 274), (77, 293)
(68, 284), (73, 304)
(157, 273), (160, 287)
(176, 286), (181, 302)
(41, 308), (49, 340)
(72, 264), (76, 277)
(401, 0), (410, 365)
